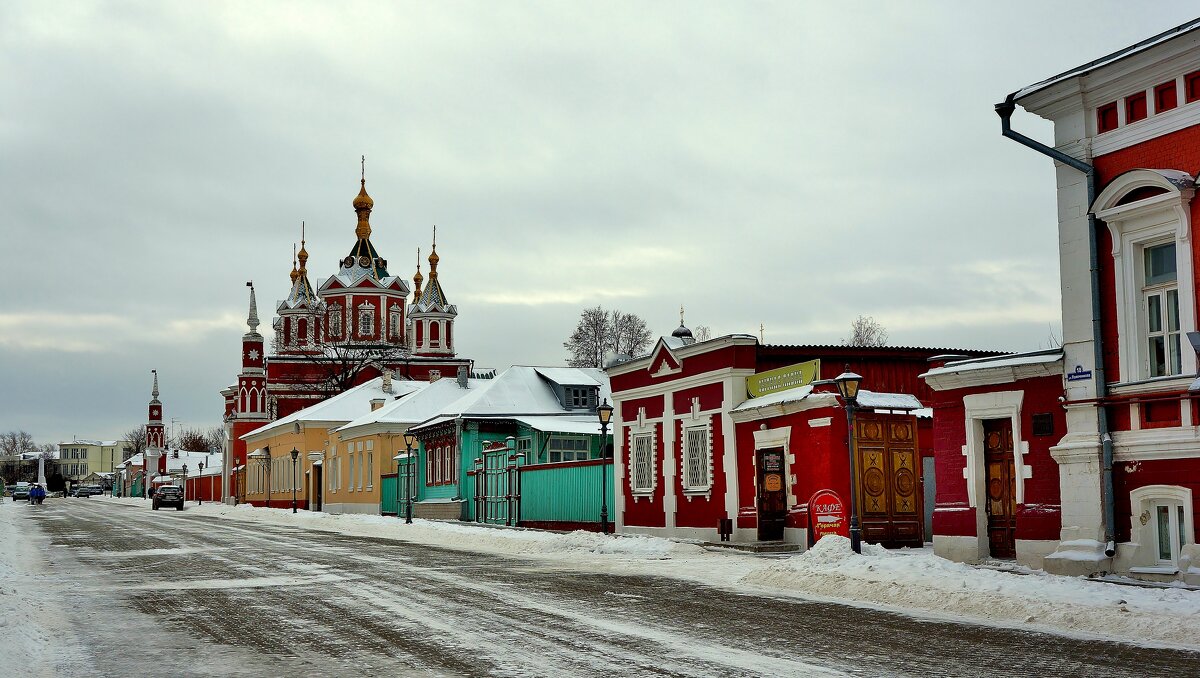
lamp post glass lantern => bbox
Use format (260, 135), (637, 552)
(181, 464), (188, 503)
(597, 399), (614, 535)
(197, 462), (204, 505)
(834, 367), (864, 554)
(402, 432), (417, 524)
(289, 448), (299, 513)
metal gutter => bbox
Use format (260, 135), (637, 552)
(995, 98), (1117, 558)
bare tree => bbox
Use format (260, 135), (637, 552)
(843, 315), (889, 347)
(694, 325), (712, 342)
(173, 428), (210, 452)
(204, 426), (226, 455)
(610, 310), (652, 357)
(0, 430), (36, 457)
(564, 306), (654, 368)
(38, 443), (56, 460)
(123, 425), (147, 460)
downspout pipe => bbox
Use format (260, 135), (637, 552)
(996, 96), (1117, 559)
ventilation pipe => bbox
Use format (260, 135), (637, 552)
(996, 97), (1116, 558)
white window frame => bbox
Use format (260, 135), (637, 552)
(357, 302), (374, 337)
(629, 431), (656, 496)
(365, 440), (374, 490)
(328, 304), (342, 338)
(1129, 485), (1194, 569)
(681, 420), (713, 494)
(1095, 170), (1196, 382)
(1141, 241), (1182, 378)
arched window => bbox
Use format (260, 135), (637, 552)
(1093, 169), (1197, 381)
(430, 320), (441, 347)
(358, 302), (374, 337)
(328, 305), (342, 338)
(297, 318), (307, 346)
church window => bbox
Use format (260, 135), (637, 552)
(329, 305), (342, 338)
(390, 308), (401, 340)
(430, 320), (441, 347)
(297, 318), (308, 346)
(358, 302), (374, 337)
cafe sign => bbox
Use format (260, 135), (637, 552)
(808, 489), (848, 541)
(747, 359), (821, 397)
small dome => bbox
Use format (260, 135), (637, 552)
(672, 324), (693, 339)
(413, 269), (424, 286)
(428, 247), (440, 268)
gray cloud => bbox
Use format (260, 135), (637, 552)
(2, 1), (1193, 443)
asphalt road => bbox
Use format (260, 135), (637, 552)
(20, 499), (1200, 677)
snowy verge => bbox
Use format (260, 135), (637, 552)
(90, 496), (1200, 649)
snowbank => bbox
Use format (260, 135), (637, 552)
(89, 496), (1200, 649)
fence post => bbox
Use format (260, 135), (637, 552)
(473, 457), (484, 523)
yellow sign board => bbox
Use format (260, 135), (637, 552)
(747, 360), (821, 397)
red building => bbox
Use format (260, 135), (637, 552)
(221, 168), (473, 498)
(608, 328), (992, 546)
(961, 20), (1200, 581)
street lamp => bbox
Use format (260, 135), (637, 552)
(597, 399), (614, 535)
(181, 464), (188, 504)
(289, 448), (299, 514)
(403, 432), (417, 524)
(197, 462), (205, 505)
(834, 366), (864, 555)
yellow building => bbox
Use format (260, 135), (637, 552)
(240, 374), (424, 511)
(57, 440), (133, 484)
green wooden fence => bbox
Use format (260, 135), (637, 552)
(518, 459), (613, 525)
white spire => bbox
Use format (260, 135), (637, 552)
(246, 281), (260, 333)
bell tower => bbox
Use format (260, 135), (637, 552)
(409, 226), (458, 357)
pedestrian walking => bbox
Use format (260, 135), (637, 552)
(34, 485), (45, 504)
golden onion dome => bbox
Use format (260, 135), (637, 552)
(353, 180), (374, 210)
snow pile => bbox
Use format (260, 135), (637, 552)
(741, 535), (1200, 649)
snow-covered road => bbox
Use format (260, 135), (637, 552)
(4, 498), (1198, 677)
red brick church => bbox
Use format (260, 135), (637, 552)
(221, 164), (474, 483)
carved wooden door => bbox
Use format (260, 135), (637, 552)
(983, 419), (1017, 559)
(855, 413), (924, 547)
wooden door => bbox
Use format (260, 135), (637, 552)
(855, 413), (924, 548)
(983, 419), (1017, 559)
(756, 447), (787, 541)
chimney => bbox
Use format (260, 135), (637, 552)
(382, 369), (393, 394)
(457, 366), (469, 388)
(370, 398), (386, 411)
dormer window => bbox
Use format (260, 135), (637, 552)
(568, 387), (597, 409)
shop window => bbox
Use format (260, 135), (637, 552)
(1126, 91), (1148, 124)
(1097, 102), (1119, 133)
(1187, 70), (1200, 103)
(1155, 81), (1178, 112)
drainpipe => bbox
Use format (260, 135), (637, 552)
(996, 96), (1117, 559)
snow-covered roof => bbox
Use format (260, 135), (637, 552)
(1010, 18), (1200, 103)
(921, 349), (1063, 379)
(533, 367), (601, 388)
(345, 366), (612, 435)
(731, 385), (819, 413)
(513, 416), (606, 436)
(855, 390), (923, 411)
(730, 385), (922, 413)
(244, 376), (428, 440)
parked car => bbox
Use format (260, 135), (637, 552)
(10, 484), (30, 501)
(84, 484), (104, 496)
(152, 485), (184, 511)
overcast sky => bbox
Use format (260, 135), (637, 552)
(3, 2), (1197, 445)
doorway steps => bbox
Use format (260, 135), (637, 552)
(703, 540), (801, 554)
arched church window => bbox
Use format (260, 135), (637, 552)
(329, 305), (342, 338)
(358, 302), (374, 337)
(390, 308), (401, 340)
(297, 318), (308, 346)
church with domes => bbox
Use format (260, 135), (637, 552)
(221, 161), (474, 471)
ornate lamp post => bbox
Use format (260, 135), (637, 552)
(197, 461), (205, 505)
(181, 464), (188, 503)
(597, 399), (614, 535)
(403, 432), (417, 524)
(289, 448), (299, 513)
(834, 366), (864, 555)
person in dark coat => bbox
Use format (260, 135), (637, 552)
(34, 485), (45, 504)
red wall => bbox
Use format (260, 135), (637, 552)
(1093, 125), (1200, 388)
(926, 374), (1064, 540)
(1113, 457), (1200, 543)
